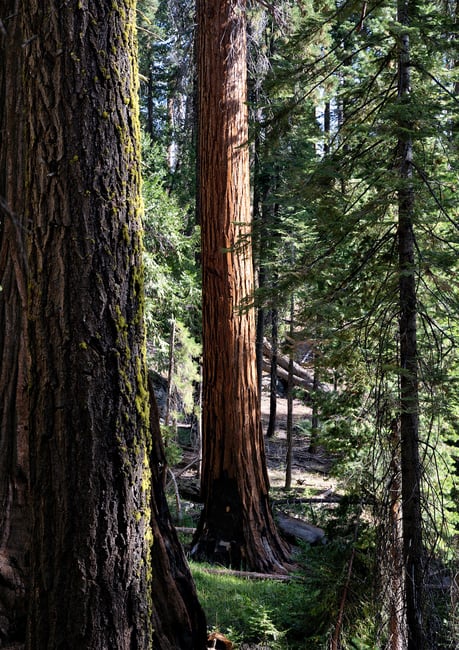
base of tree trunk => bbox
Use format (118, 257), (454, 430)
(148, 380), (208, 649)
(0, 553), (26, 647)
(191, 486), (293, 575)
(191, 534), (292, 575)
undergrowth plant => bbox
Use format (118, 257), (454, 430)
(190, 505), (379, 649)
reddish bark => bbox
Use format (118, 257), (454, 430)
(193, 0), (290, 573)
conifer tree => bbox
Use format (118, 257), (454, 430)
(247, 0), (459, 642)
(192, 0), (290, 572)
(1, 2), (207, 646)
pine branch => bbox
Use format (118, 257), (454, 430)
(412, 162), (459, 233)
(413, 63), (459, 105)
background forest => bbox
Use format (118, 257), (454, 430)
(0, 0), (458, 648)
(137, 0), (459, 647)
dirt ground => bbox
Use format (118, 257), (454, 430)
(173, 385), (339, 520)
(260, 389), (335, 495)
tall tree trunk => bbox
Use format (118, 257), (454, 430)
(323, 100), (331, 155)
(193, 0), (290, 572)
(256, 288), (266, 402)
(17, 2), (206, 647)
(0, 6), (30, 644)
(266, 308), (278, 438)
(285, 297), (295, 490)
(397, 0), (425, 645)
(388, 419), (406, 650)
(308, 361), (320, 454)
(253, 126), (266, 404)
(23, 3), (153, 645)
(454, 0), (459, 141)
(147, 70), (155, 139)
(165, 318), (176, 427)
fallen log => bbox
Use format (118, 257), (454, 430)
(263, 338), (331, 393)
(176, 478), (202, 502)
(175, 526), (196, 535)
(197, 566), (299, 582)
(264, 339), (315, 384)
(262, 358), (313, 391)
(177, 512), (326, 548)
(275, 512), (326, 545)
(272, 493), (343, 505)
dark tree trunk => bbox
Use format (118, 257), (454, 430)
(23, 3), (153, 646)
(256, 298), (265, 403)
(165, 319), (176, 426)
(193, 0), (290, 573)
(308, 363), (320, 454)
(285, 298), (295, 490)
(14, 2), (206, 648)
(323, 100), (331, 155)
(266, 309), (278, 438)
(254, 164), (266, 404)
(252, 95), (267, 406)
(147, 70), (155, 139)
(453, 0), (459, 145)
(397, 0), (426, 645)
(388, 419), (406, 650)
(0, 6), (30, 644)
(148, 380), (207, 650)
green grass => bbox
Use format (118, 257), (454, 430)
(189, 520), (382, 649)
(190, 532), (458, 649)
(190, 562), (314, 649)
(178, 487), (457, 648)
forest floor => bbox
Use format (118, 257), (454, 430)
(174, 389), (341, 649)
(173, 384), (341, 535)
(260, 389), (334, 494)
(259, 388), (342, 537)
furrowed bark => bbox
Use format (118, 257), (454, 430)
(193, 0), (290, 573)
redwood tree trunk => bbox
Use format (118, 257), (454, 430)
(193, 0), (290, 572)
(0, 6), (30, 644)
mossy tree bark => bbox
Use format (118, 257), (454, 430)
(23, 2), (152, 647)
(13, 1), (206, 648)
(0, 6), (30, 644)
(192, 0), (290, 573)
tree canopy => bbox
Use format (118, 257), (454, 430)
(1, 0), (458, 646)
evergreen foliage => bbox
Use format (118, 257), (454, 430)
(141, 132), (201, 371)
(137, 0), (459, 643)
